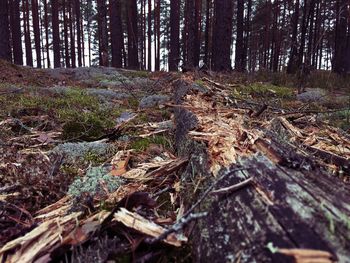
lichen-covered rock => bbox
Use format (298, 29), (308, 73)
(139, 95), (170, 109)
(297, 88), (327, 102)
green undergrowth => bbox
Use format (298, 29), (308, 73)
(123, 70), (150, 79)
(0, 87), (127, 140)
(130, 135), (172, 152)
(233, 82), (294, 99)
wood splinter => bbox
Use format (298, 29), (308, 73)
(211, 177), (253, 195)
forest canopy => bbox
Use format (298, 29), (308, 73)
(0, 0), (350, 73)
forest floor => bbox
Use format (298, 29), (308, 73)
(0, 61), (350, 262)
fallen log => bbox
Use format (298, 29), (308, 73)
(173, 79), (350, 263)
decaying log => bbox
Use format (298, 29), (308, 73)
(173, 79), (350, 263)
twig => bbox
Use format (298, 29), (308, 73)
(147, 212), (207, 245)
(0, 88), (24, 96)
(210, 177), (253, 195)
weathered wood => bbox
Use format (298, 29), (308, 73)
(173, 79), (350, 263)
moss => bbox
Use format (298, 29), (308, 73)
(244, 83), (294, 99)
(123, 70), (150, 78)
(195, 79), (205, 87)
(83, 151), (107, 165)
(130, 138), (151, 151)
(127, 96), (139, 108)
(61, 111), (112, 140)
(130, 135), (171, 151)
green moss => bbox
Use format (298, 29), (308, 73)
(130, 138), (151, 151)
(244, 83), (294, 99)
(61, 110), (114, 140)
(123, 70), (149, 78)
(127, 96), (139, 108)
(83, 151), (107, 165)
(195, 79), (205, 87)
(130, 135), (171, 151)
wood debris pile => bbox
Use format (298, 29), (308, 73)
(1, 72), (349, 262)
(173, 76), (350, 262)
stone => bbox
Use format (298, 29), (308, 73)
(139, 95), (170, 109)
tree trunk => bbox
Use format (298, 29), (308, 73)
(287, 0), (300, 74)
(24, 0), (33, 66)
(110, 0), (123, 68)
(32, 0), (41, 68)
(97, 0), (108, 66)
(235, 0), (245, 72)
(204, 0), (212, 67)
(43, 0), (50, 67)
(0, 0), (11, 62)
(211, 0), (233, 71)
(183, 0), (196, 69)
(333, 0), (349, 74)
(52, 0), (61, 68)
(154, 0), (160, 71)
(127, 0), (139, 69)
(169, 0), (180, 71)
(147, 0), (152, 70)
(75, 0), (82, 67)
(69, 1), (76, 68)
(9, 0), (23, 65)
(297, 0), (311, 69)
(63, 0), (70, 68)
(194, 0), (202, 67)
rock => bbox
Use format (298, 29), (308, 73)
(139, 95), (170, 109)
(297, 88), (327, 102)
(85, 88), (130, 100)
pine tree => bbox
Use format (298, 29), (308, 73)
(211, 0), (233, 71)
(32, 0), (42, 68)
(9, 0), (23, 65)
(0, 0), (11, 61)
(235, 0), (245, 72)
(169, 0), (180, 71)
(110, 0), (123, 68)
(52, 0), (61, 68)
(127, 0), (139, 69)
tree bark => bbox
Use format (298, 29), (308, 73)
(52, 0), (61, 68)
(32, 0), (42, 68)
(0, 0), (11, 62)
(127, 0), (139, 69)
(97, 0), (108, 66)
(43, 0), (50, 67)
(183, 0), (197, 69)
(194, 0), (202, 67)
(9, 0), (22, 65)
(24, 0), (33, 66)
(147, 0), (152, 70)
(235, 0), (245, 72)
(63, 0), (70, 68)
(287, 0), (300, 74)
(333, 0), (350, 74)
(69, 1), (76, 68)
(75, 0), (82, 67)
(169, 0), (180, 71)
(211, 0), (233, 71)
(110, 0), (123, 68)
(204, 0), (212, 67)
